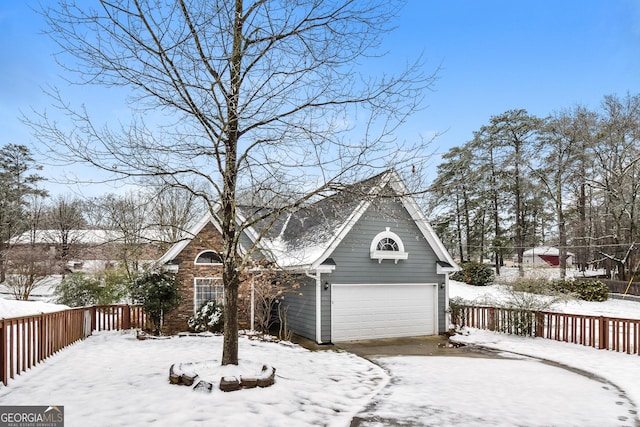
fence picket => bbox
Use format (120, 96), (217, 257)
(0, 304), (145, 386)
(453, 305), (640, 356)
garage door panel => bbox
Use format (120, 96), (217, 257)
(331, 284), (436, 342)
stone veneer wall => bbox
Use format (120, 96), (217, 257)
(163, 221), (224, 334)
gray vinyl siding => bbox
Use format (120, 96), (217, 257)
(322, 197), (447, 340)
(282, 275), (316, 340)
(240, 231), (264, 260)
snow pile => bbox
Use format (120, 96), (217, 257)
(0, 298), (68, 319)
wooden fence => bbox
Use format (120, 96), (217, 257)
(1, 304), (146, 386)
(452, 305), (640, 355)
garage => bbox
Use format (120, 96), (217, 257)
(331, 283), (438, 342)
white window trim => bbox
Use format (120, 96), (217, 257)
(194, 250), (223, 265)
(193, 276), (224, 312)
(370, 227), (409, 264)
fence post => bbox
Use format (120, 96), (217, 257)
(488, 307), (495, 331)
(123, 305), (131, 330)
(599, 316), (609, 350)
(535, 312), (544, 337)
(90, 306), (96, 332)
(1, 319), (6, 386)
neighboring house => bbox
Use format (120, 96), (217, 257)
(522, 246), (574, 268)
(2, 229), (165, 301)
(157, 170), (459, 342)
(8, 229), (164, 273)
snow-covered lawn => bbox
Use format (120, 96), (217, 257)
(449, 330), (640, 426)
(451, 268), (640, 320)
(3, 329), (637, 427)
(0, 331), (386, 426)
(1, 269), (639, 426)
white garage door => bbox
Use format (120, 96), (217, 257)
(331, 283), (437, 342)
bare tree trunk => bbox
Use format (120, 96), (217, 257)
(221, 0), (243, 366)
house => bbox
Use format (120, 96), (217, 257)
(522, 246), (574, 268)
(8, 229), (164, 273)
(2, 229), (164, 301)
(157, 170), (459, 342)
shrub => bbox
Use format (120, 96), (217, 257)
(451, 262), (494, 287)
(56, 270), (131, 307)
(551, 279), (609, 302)
(510, 277), (554, 295)
(188, 299), (224, 333)
(449, 296), (469, 328)
(95, 269), (130, 305)
(130, 270), (181, 335)
(55, 272), (102, 307)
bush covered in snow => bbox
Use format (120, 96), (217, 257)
(55, 271), (128, 307)
(188, 299), (224, 333)
(55, 273), (102, 307)
(451, 262), (494, 287)
(551, 279), (609, 302)
(130, 271), (181, 335)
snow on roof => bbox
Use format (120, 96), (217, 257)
(244, 170), (458, 270)
(157, 170), (458, 271)
(10, 229), (166, 245)
(523, 247), (575, 257)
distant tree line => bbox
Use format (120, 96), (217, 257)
(429, 93), (640, 281)
(0, 143), (204, 299)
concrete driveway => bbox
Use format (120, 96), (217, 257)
(334, 334), (499, 358)
(330, 335), (637, 427)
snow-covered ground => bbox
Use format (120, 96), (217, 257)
(1, 328), (637, 426)
(450, 273), (640, 320)
(0, 268), (639, 426)
(0, 275), (62, 303)
(357, 354), (635, 426)
(0, 331), (386, 426)
(0, 298), (67, 319)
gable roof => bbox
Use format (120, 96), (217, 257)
(157, 170), (459, 272)
(156, 211), (221, 265)
(523, 246), (575, 257)
(242, 169), (458, 271)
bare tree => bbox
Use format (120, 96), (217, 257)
(6, 194), (56, 300)
(90, 192), (155, 280)
(42, 194), (88, 262)
(31, 0), (434, 365)
(590, 94), (640, 280)
(145, 181), (206, 249)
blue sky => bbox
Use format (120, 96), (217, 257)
(1, 1), (639, 195)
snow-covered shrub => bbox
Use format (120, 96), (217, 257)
(55, 272), (102, 307)
(510, 277), (555, 295)
(449, 296), (469, 328)
(551, 279), (609, 302)
(188, 299), (224, 333)
(451, 262), (494, 286)
(130, 270), (181, 335)
(56, 271), (128, 307)
(95, 268), (129, 304)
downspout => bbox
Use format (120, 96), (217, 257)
(444, 273), (450, 331)
(249, 269), (264, 332)
(305, 270), (322, 344)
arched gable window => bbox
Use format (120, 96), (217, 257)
(195, 250), (222, 265)
(370, 227), (408, 264)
